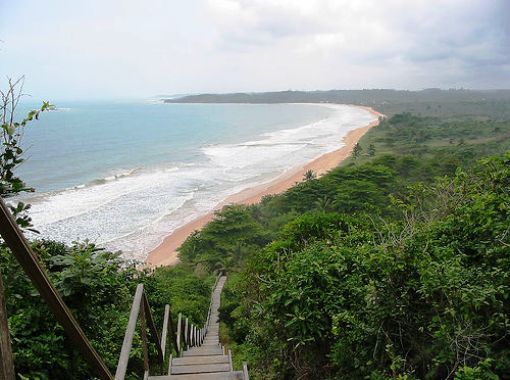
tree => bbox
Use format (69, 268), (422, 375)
(352, 143), (362, 159)
(1, 77), (53, 229)
(368, 144), (376, 156)
(303, 169), (316, 181)
(0, 78), (52, 379)
(314, 195), (334, 212)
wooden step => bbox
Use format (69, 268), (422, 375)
(171, 363), (230, 375)
(172, 355), (229, 366)
(183, 348), (224, 356)
(149, 371), (243, 379)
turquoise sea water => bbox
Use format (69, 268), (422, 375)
(15, 101), (375, 260)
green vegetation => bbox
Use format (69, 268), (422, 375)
(0, 80), (214, 379)
(177, 110), (510, 379)
(1, 78), (54, 229)
(351, 113), (510, 167)
(2, 85), (510, 379)
(352, 142), (362, 159)
(0, 239), (214, 379)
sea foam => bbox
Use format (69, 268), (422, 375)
(22, 103), (375, 261)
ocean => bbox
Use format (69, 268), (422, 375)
(14, 101), (375, 260)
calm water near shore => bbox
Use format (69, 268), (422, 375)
(15, 101), (374, 260)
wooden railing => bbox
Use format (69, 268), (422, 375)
(205, 273), (222, 335)
(0, 196), (223, 379)
(175, 273), (222, 356)
(0, 197), (115, 380)
(115, 284), (166, 380)
(116, 273), (221, 377)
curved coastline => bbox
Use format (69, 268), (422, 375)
(145, 104), (383, 267)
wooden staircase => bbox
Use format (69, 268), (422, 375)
(149, 276), (248, 380)
(0, 198), (249, 380)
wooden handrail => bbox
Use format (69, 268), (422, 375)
(115, 285), (143, 379)
(1, 196), (225, 379)
(115, 284), (167, 379)
(142, 293), (164, 365)
(0, 197), (114, 380)
(172, 274), (221, 356)
(205, 273), (222, 331)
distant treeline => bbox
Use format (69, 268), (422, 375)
(165, 88), (510, 119)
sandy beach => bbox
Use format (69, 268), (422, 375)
(145, 105), (383, 267)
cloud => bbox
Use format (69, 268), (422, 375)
(202, 0), (510, 90)
(207, 0), (508, 62)
(0, 0), (508, 99)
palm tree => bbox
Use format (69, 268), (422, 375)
(314, 196), (334, 212)
(352, 143), (362, 159)
(303, 169), (317, 181)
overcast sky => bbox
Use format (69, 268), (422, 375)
(1, 0), (509, 100)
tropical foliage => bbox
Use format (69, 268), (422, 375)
(0, 80), (214, 379)
(178, 112), (510, 379)
(2, 86), (510, 379)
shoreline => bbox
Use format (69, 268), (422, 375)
(145, 105), (383, 267)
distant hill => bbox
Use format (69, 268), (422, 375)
(164, 89), (510, 119)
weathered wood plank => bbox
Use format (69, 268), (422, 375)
(149, 371), (244, 380)
(171, 363), (230, 374)
(172, 355), (229, 366)
(183, 348), (224, 357)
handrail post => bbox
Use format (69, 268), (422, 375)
(0, 271), (15, 380)
(139, 300), (150, 378)
(168, 309), (176, 353)
(184, 318), (189, 349)
(142, 293), (164, 367)
(176, 313), (182, 356)
(161, 305), (170, 358)
(228, 349), (233, 371)
(243, 362), (250, 380)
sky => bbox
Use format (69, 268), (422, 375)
(0, 0), (509, 100)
